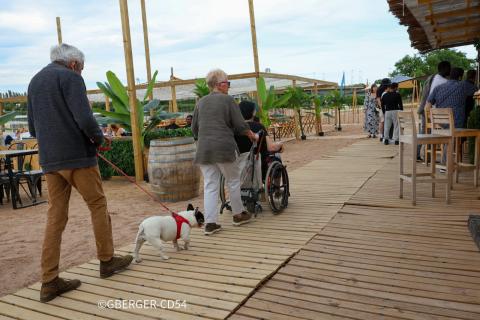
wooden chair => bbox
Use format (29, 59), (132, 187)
(0, 158), (11, 204)
(398, 110), (452, 205)
(16, 143), (43, 201)
(431, 107), (480, 187)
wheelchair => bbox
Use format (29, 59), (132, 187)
(219, 148), (290, 215)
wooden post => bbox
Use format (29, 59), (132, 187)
(56, 17), (62, 44)
(291, 80), (300, 140)
(170, 67), (178, 112)
(248, 0), (262, 111)
(140, 0), (153, 100)
(119, 0), (143, 181)
(313, 82), (324, 136)
(352, 89), (357, 123)
(0, 102), (3, 132)
(105, 96), (110, 112)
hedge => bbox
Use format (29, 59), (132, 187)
(98, 138), (135, 179)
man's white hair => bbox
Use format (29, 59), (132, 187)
(50, 43), (85, 64)
(206, 69), (227, 90)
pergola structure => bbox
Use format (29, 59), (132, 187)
(388, 0), (480, 53)
(388, 0), (480, 105)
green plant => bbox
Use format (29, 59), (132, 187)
(282, 87), (312, 139)
(324, 90), (348, 131)
(98, 138), (135, 179)
(143, 127), (193, 148)
(95, 70), (180, 149)
(194, 79), (210, 98)
(257, 77), (292, 126)
(0, 111), (18, 125)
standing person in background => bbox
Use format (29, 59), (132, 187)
(27, 43), (133, 303)
(417, 61), (451, 160)
(376, 78), (391, 142)
(192, 69), (258, 235)
(426, 67), (476, 129)
(464, 70), (478, 127)
(381, 82), (403, 145)
(363, 84), (379, 138)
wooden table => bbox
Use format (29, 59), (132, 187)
(451, 128), (480, 187)
(0, 149), (46, 209)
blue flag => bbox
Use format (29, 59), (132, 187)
(340, 71), (345, 96)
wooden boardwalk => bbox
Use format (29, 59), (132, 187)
(3, 139), (479, 319)
(231, 141), (480, 320)
(0, 140), (393, 319)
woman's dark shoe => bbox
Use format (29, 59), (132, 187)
(100, 255), (133, 278)
(204, 223), (222, 235)
(40, 277), (81, 303)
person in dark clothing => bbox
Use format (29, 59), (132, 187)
(27, 43), (133, 303)
(4, 135), (13, 145)
(464, 70), (478, 127)
(381, 82), (403, 145)
(235, 101), (283, 179)
(376, 78), (391, 141)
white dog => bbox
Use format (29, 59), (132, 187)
(133, 204), (204, 262)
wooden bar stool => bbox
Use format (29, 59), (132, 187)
(431, 107), (480, 187)
(398, 110), (452, 205)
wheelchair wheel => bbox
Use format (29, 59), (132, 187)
(264, 161), (289, 214)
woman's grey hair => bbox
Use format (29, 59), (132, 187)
(206, 69), (227, 90)
(50, 43), (85, 64)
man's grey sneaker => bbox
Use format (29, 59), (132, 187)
(204, 223), (222, 235)
(40, 277), (81, 303)
(439, 168), (446, 174)
(233, 211), (253, 226)
(100, 255), (133, 278)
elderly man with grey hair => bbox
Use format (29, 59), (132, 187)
(28, 43), (133, 303)
(192, 69), (257, 235)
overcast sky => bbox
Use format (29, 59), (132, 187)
(0, 0), (477, 93)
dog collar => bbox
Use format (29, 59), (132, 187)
(172, 213), (192, 240)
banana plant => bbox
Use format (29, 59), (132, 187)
(325, 90), (348, 131)
(95, 70), (179, 148)
(0, 111), (19, 125)
(312, 95), (328, 136)
(193, 79), (210, 98)
(282, 86), (311, 140)
(257, 77), (292, 126)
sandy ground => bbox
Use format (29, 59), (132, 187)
(0, 124), (365, 297)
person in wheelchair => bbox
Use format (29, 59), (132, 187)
(235, 101), (284, 180)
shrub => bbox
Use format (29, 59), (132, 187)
(98, 138), (135, 179)
(144, 127), (193, 148)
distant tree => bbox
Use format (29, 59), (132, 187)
(390, 49), (476, 77)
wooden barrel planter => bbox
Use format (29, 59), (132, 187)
(148, 137), (200, 202)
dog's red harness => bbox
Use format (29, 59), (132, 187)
(172, 213), (191, 240)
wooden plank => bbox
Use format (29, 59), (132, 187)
(0, 300), (66, 320)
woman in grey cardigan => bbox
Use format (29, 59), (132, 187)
(192, 69), (257, 235)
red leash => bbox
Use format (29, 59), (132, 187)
(96, 140), (176, 215)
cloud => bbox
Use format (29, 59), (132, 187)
(0, 0), (477, 93)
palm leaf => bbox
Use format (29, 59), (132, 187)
(143, 70), (158, 102)
(106, 71), (129, 108)
(257, 77), (267, 104)
(0, 111), (18, 125)
(96, 81), (129, 114)
(92, 108), (131, 129)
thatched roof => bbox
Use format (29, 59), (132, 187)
(388, 0), (480, 53)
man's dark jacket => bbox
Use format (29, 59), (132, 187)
(27, 63), (104, 173)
